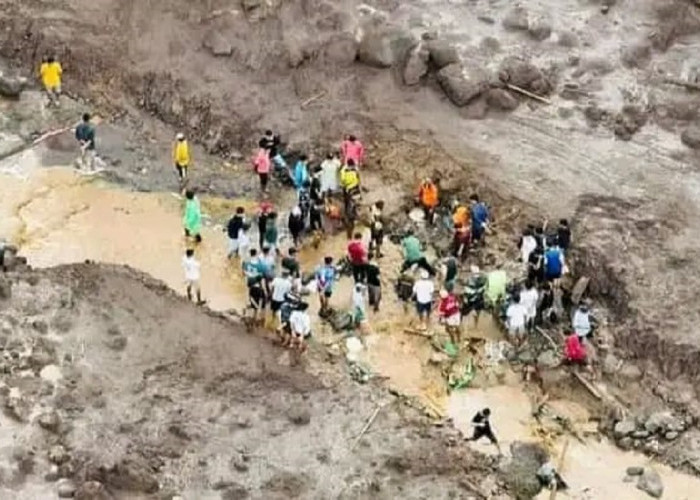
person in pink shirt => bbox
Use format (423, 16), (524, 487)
(253, 148), (271, 193)
(341, 134), (365, 167)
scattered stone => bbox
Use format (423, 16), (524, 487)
(557, 31), (579, 47)
(637, 467), (663, 498)
(613, 419), (636, 438)
(75, 480), (113, 500)
(643, 440), (660, 454)
(645, 411), (683, 433)
(426, 40), (459, 70)
(499, 59), (552, 95)
(528, 18), (552, 41)
(536, 350), (560, 368)
(480, 37), (501, 53)
(665, 431), (679, 441)
(621, 42), (652, 69)
(502, 7), (529, 31)
(220, 483), (249, 500)
(627, 466), (644, 476)
(358, 28), (414, 68)
(12, 446), (35, 475)
(403, 44), (429, 85)
(437, 63), (489, 106)
(49, 445), (70, 465)
(632, 430), (650, 439)
(618, 437), (633, 450)
(322, 35), (358, 66)
(102, 456), (159, 493)
(0, 71), (28, 98)
(231, 455), (249, 472)
(477, 15), (495, 25)
(619, 363), (643, 381)
(681, 125), (700, 149)
(38, 410), (61, 433)
(45, 464), (60, 482)
(287, 407), (311, 425)
(32, 319), (49, 334)
(4, 393), (32, 422)
(613, 105), (648, 140)
(104, 335), (127, 351)
(202, 30), (233, 57)
(57, 478), (77, 498)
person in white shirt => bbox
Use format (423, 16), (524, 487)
(506, 294), (528, 345)
(270, 270), (293, 323)
(519, 227), (537, 271)
(412, 269), (435, 329)
(352, 283), (369, 333)
(519, 280), (539, 332)
(319, 152), (341, 194)
(289, 302), (312, 352)
(182, 249), (204, 304)
(573, 302), (592, 339)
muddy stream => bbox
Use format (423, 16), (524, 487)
(1, 151), (698, 498)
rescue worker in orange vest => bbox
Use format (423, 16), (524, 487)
(417, 177), (439, 225)
(452, 200), (469, 229)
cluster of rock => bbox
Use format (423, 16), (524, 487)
(613, 410), (689, 453)
(624, 466), (664, 499)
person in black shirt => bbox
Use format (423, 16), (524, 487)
(288, 206), (305, 248)
(310, 166), (323, 204)
(465, 408), (501, 454)
(259, 130), (286, 171)
(281, 247), (300, 278)
(366, 257), (382, 313)
(226, 207), (245, 259)
(557, 219), (571, 254)
(246, 278), (266, 329)
(528, 246), (545, 284)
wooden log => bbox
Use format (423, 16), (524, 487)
(351, 405), (383, 450)
(506, 83), (553, 104)
(572, 372), (603, 400)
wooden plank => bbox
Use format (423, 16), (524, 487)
(573, 372), (603, 400)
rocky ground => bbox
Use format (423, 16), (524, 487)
(3, 0), (700, 497)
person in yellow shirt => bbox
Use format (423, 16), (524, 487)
(339, 159), (360, 194)
(40, 56), (63, 106)
(173, 132), (190, 187)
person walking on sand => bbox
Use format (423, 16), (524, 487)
(320, 152), (341, 194)
(438, 288), (461, 347)
(182, 248), (205, 305)
(366, 256), (382, 313)
(226, 206), (246, 259)
(400, 229), (435, 276)
(464, 408), (501, 455)
(253, 146), (271, 193)
(173, 132), (190, 189)
(412, 269), (435, 330)
(183, 189), (202, 243)
(341, 134), (365, 167)
(40, 56), (63, 107)
(75, 113), (96, 171)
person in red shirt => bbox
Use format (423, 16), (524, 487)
(347, 232), (368, 283)
(253, 148), (271, 193)
(452, 222), (471, 261)
(341, 134), (365, 167)
(438, 289), (462, 346)
(564, 333), (586, 364)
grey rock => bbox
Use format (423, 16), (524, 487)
(499, 58), (552, 95)
(45, 464), (60, 482)
(618, 437), (633, 450)
(202, 31), (233, 57)
(287, 407), (311, 425)
(619, 363), (643, 381)
(528, 18), (552, 41)
(645, 411), (682, 434)
(621, 42), (652, 69)
(637, 467), (663, 498)
(426, 40), (459, 69)
(104, 335), (127, 351)
(486, 88), (518, 110)
(632, 430), (650, 439)
(37, 410), (61, 433)
(57, 478), (77, 498)
(323, 35), (357, 66)
(643, 440), (660, 454)
(664, 431), (679, 441)
(48, 445), (69, 465)
(627, 466), (644, 476)
(681, 125), (700, 149)
(358, 28), (415, 68)
(613, 419), (637, 438)
(502, 7), (529, 31)
(536, 350), (560, 368)
(437, 63), (489, 107)
(403, 45), (429, 85)
(558, 31), (579, 48)
(602, 353), (620, 375)
(75, 480), (112, 500)
(0, 71), (28, 98)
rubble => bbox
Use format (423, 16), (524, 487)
(425, 40), (460, 69)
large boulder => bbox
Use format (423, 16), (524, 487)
(322, 35), (358, 66)
(503, 7), (529, 31)
(403, 44), (429, 85)
(202, 30), (233, 57)
(358, 28), (415, 68)
(425, 40), (459, 69)
(528, 17), (552, 41)
(637, 467), (664, 498)
(437, 63), (489, 106)
(0, 71), (28, 98)
(681, 124), (700, 149)
(613, 418), (637, 438)
(486, 88), (519, 110)
(499, 59), (552, 95)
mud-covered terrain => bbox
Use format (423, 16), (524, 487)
(0, 262), (500, 499)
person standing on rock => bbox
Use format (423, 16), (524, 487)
(75, 113), (96, 171)
(173, 132), (190, 189)
(182, 248), (204, 305)
(341, 134), (365, 167)
(400, 229), (435, 275)
(40, 56), (63, 107)
(183, 189), (202, 244)
(253, 146), (271, 193)
(465, 408), (501, 455)
(319, 152), (341, 194)
(469, 194), (490, 246)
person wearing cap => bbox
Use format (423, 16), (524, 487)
(417, 177), (439, 225)
(400, 229), (435, 276)
(288, 206), (305, 248)
(412, 269), (435, 330)
(173, 132), (190, 186)
(183, 189), (202, 243)
(572, 302), (592, 339)
(438, 288), (461, 346)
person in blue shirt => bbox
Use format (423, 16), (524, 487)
(242, 249), (262, 287)
(469, 194), (490, 244)
(544, 242), (565, 282)
(315, 256), (337, 313)
(292, 154), (309, 191)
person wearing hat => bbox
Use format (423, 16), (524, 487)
(438, 288), (461, 346)
(412, 269), (435, 330)
(173, 132), (190, 187)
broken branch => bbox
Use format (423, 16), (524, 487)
(572, 372), (602, 400)
(506, 84), (552, 105)
(301, 90), (327, 108)
(352, 404), (383, 450)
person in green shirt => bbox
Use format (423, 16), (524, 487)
(263, 212), (279, 254)
(183, 190), (202, 243)
(400, 229), (435, 275)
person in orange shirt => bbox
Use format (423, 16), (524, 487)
(417, 177), (439, 225)
(452, 200), (469, 228)
(39, 56), (63, 107)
